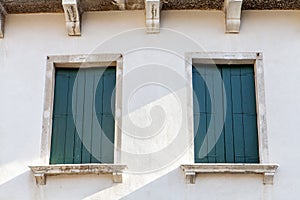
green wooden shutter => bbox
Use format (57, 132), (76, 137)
(231, 66), (245, 163)
(64, 69), (77, 164)
(222, 66), (235, 163)
(193, 64), (259, 163)
(97, 68), (116, 163)
(241, 67), (259, 163)
(50, 69), (70, 164)
(193, 66), (209, 163)
(50, 67), (116, 164)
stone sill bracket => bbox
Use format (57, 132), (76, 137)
(29, 164), (127, 185)
(181, 164), (279, 185)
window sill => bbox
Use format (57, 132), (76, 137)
(29, 164), (127, 185)
(180, 163), (279, 185)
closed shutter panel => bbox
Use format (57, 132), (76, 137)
(193, 66), (208, 163)
(193, 64), (259, 163)
(64, 69), (77, 164)
(231, 66), (246, 163)
(50, 69), (71, 164)
(98, 68), (116, 164)
(241, 67), (259, 163)
(50, 67), (116, 164)
(222, 66), (235, 163)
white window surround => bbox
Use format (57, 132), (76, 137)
(182, 52), (279, 184)
(29, 54), (126, 185)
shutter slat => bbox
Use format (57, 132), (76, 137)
(241, 66), (259, 163)
(50, 73), (69, 164)
(192, 66), (208, 163)
(100, 69), (116, 163)
(215, 67), (225, 163)
(81, 69), (94, 163)
(231, 69), (246, 163)
(222, 66), (235, 163)
(73, 70), (85, 164)
(91, 70), (102, 163)
(64, 70), (77, 164)
(205, 66), (216, 163)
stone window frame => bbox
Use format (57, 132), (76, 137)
(29, 54), (126, 185)
(182, 52), (278, 185)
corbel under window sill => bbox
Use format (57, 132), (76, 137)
(29, 164), (127, 185)
(180, 163), (279, 185)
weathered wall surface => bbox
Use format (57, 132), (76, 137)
(0, 10), (300, 199)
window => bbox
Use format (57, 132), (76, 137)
(192, 64), (259, 163)
(50, 67), (116, 164)
(30, 54), (126, 185)
(181, 52), (278, 185)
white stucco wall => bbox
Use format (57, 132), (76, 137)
(0, 10), (300, 199)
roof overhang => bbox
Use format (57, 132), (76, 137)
(1, 0), (300, 14)
(0, 0), (299, 38)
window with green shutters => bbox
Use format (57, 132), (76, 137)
(193, 64), (259, 163)
(50, 67), (116, 164)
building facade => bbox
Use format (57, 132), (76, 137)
(0, 0), (299, 199)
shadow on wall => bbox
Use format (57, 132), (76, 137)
(0, 171), (36, 199)
(0, 168), (267, 199)
(121, 168), (264, 200)
(0, 171), (114, 200)
(121, 168), (186, 200)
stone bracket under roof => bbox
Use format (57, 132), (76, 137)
(225, 0), (243, 33)
(62, 0), (81, 36)
(145, 0), (161, 33)
(0, 2), (7, 38)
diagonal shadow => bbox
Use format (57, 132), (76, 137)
(0, 170), (115, 200)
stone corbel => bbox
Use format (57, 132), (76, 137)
(224, 0), (243, 33)
(112, 172), (123, 183)
(0, 3), (7, 38)
(185, 170), (196, 184)
(62, 0), (81, 36)
(145, 0), (161, 33)
(33, 173), (46, 185)
(263, 172), (276, 185)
